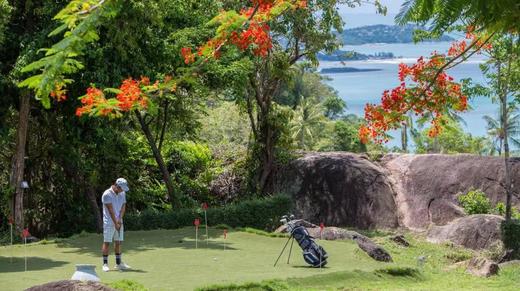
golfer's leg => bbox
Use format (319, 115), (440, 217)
(115, 241), (121, 256)
(102, 225), (114, 270)
(114, 226), (128, 268)
(102, 242), (110, 256)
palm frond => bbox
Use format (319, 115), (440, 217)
(395, 0), (419, 25)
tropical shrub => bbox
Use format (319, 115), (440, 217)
(457, 189), (491, 215)
(125, 195), (292, 231)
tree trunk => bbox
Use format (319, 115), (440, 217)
(135, 111), (180, 207)
(500, 53), (514, 221)
(9, 93), (30, 232)
(401, 122), (408, 152)
(257, 105), (274, 193)
(86, 185), (103, 232)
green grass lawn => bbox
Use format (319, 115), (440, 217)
(0, 228), (518, 290)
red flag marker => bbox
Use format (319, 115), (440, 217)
(8, 216), (13, 225)
(202, 202), (208, 210)
(22, 228), (30, 238)
(320, 222), (324, 230)
(194, 218), (200, 227)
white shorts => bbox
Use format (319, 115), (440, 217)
(103, 224), (124, 242)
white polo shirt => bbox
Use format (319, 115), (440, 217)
(101, 187), (126, 226)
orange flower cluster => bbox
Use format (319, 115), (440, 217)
(358, 26), (493, 144)
(76, 77), (153, 117)
(50, 82), (68, 102)
(181, 0), (307, 63)
(116, 78), (148, 111)
(230, 22), (272, 56)
(360, 51), (469, 144)
(181, 48), (195, 64)
(76, 87), (106, 116)
(448, 27), (492, 57)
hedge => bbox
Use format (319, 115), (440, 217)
(124, 195), (292, 232)
(501, 219), (520, 259)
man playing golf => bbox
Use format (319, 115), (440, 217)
(101, 178), (131, 272)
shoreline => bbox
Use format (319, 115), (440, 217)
(320, 67), (382, 74)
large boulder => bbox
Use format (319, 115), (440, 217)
(275, 152), (520, 231)
(382, 154), (520, 230)
(426, 214), (504, 250)
(274, 152), (399, 229)
(467, 257), (500, 277)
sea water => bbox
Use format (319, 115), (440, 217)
(319, 42), (496, 149)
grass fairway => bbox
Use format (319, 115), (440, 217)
(0, 228), (519, 290)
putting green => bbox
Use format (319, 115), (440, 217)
(1, 228), (519, 290)
(0, 228), (379, 290)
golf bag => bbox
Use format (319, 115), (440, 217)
(287, 220), (328, 267)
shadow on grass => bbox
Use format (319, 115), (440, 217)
(196, 268), (425, 291)
(285, 268), (425, 289)
(55, 228), (238, 256)
(114, 268), (147, 273)
(290, 265), (330, 269)
(0, 256), (68, 273)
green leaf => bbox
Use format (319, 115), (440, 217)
(18, 74), (43, 89)
(48, 23), (68, 37)
(103, 88), (122, 94)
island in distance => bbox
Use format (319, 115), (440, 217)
(319, 67), (382, 74)
(339, 24), (454, 45)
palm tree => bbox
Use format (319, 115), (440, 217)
(484, 107), (520, 155)
(290, 97), (325, 150)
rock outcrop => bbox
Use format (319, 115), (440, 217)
(426, 214), (504, 250)
(25, 280), (115, 291)
(275, 152), (520, 232)
(382, 154), (520, 230)
(467, 257), (500, 277)
(274, 152), (399, 229)
(390, 234), (410, 247)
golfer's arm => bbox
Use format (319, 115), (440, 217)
(120, 203), (126, 221)
(105, 203), (118, 224)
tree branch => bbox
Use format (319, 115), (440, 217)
(77, 0), (107, 15)
(158, 100), (170, 152)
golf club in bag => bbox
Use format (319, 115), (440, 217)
(274, 215), (328, 268)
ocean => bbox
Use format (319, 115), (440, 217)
(319, 41), (496, 149)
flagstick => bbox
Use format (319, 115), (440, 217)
(320, 230), (322, 270)
(320, 223), (324, 270)
(223, 230), (227, 251)
(204, 210), (208, 246)
(10, 223), (13, 263)
(24, 237), (27, 272)
(195, 226), (198, 249)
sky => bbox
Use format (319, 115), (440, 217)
(343, 0), (405, 14)
(339, 0), (406, 28)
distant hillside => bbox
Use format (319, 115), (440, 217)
(341, 24), (454, 45)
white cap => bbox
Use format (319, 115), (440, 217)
(115, 178), (129, 192)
